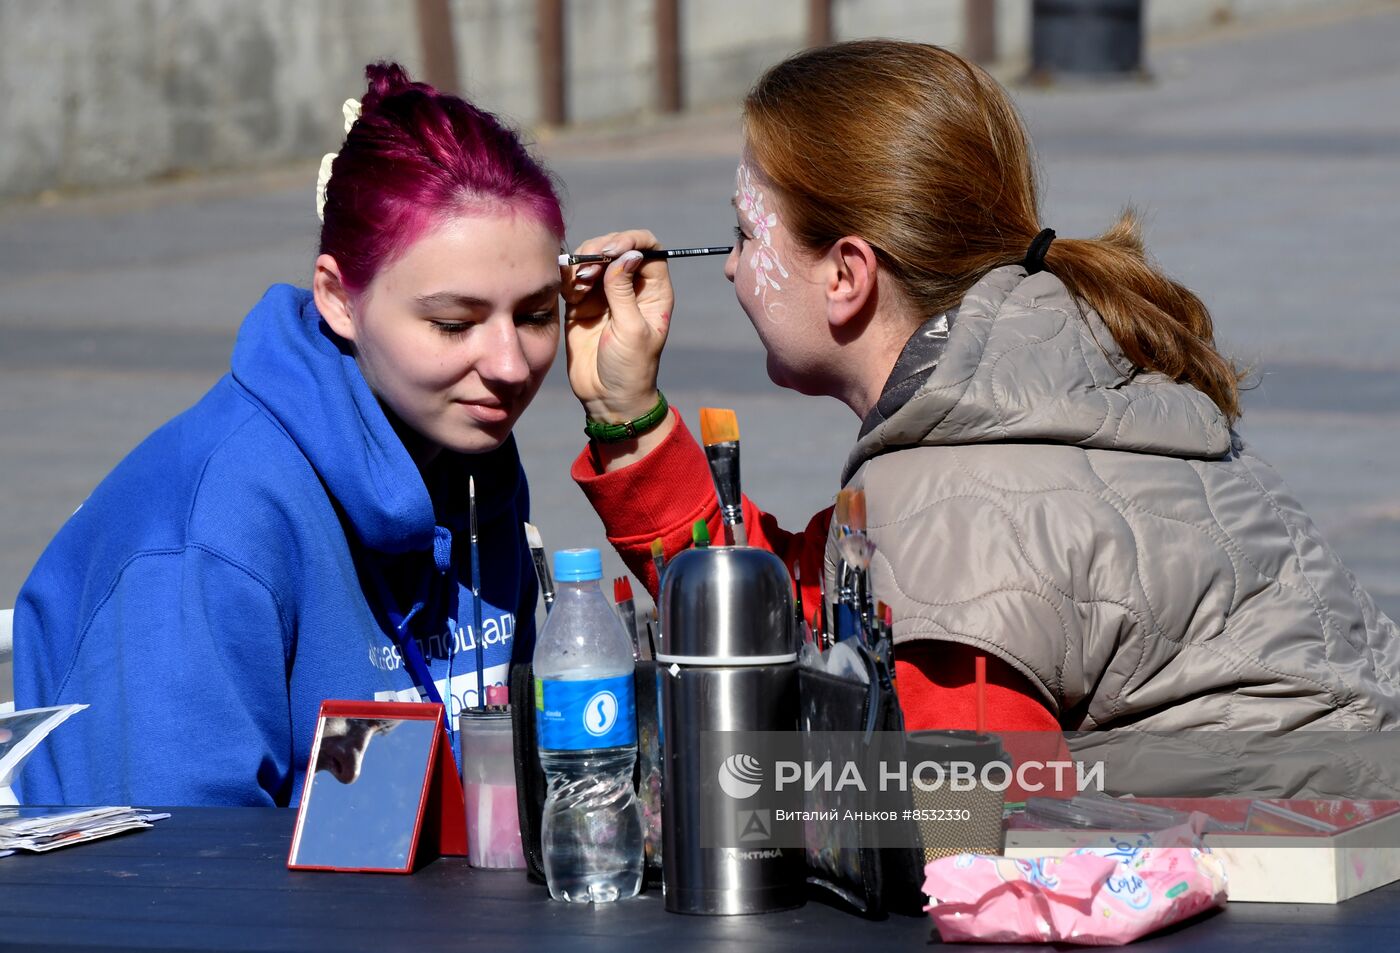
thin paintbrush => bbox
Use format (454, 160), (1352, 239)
(649, 537), (665, 623)
(523, 521), (555, 614)
(650, 537), (666, 591)
(691, 519), (711, 549)
(614, 576), (640, 660)
(699, 407), (746, 546)
(834, 489), (875, 644)
(848, 489), (874, 640)
(469, 476), (484, 710)
(793, 561), (808, 645)
(832, 490), (855, 642)
(559, 245), (731, 267)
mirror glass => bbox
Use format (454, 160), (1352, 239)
(289, 714), (438, 871)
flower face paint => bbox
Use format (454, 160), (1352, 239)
(735, 163), (790, 319)
(726, 158), (829, 394)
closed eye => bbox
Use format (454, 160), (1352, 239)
(516, 308), (558, 328)
(430, 320), (473, 335)
(733, 225), (749, 245)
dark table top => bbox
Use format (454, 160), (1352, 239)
(2, 808), (1400, 952)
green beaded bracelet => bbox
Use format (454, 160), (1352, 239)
(583, 391), (670, 443)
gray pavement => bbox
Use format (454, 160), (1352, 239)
(3, 8), (1399, 703)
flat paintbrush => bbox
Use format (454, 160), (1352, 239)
(793, 561), (808, 645)
(614, 576), (640, 660)
(523, 521), (555, 614)
(699, 407), (746, 546)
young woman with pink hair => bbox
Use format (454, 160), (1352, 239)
(15, 64), (565, 806)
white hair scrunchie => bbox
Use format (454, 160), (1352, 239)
(316, 98), (363, 223)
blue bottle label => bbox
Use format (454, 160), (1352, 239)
(536, 674), (637, 750)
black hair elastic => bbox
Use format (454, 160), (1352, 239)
(1023, 228), (1056, 275)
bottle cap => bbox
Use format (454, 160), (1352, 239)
(553, 547), (603, 582)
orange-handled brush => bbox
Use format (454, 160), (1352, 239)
(699, 407), (746, 546)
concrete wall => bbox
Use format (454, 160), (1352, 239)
(0, 0), (1372, 199)
(0, 0), (422, 198)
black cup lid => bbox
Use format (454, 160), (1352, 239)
(904, 729), (1010, 768)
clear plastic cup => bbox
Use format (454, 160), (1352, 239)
(459, 708), (526, 869)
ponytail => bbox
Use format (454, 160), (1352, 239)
(1039, 210), (1244, 422)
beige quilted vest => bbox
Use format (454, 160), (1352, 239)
(824, 267), (1400, 796)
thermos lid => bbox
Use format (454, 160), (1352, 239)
(658, 546), (796, 665)
(553, 548), (602, 582)
(905, 730), (1011, 769)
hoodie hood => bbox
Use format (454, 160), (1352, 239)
(229, 284), (521, 556)
(844, 266), (1233, 484)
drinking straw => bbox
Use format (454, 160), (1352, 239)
(975, 654), (987, 735)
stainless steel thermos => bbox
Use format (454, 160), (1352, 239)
(656, 545), (803, 915)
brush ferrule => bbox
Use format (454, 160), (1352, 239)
(703, 441), (744, 528)
(529, 550), (556, 610)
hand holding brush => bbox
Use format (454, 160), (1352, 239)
(563, 230), (677, 469)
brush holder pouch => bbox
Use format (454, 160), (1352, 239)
(797, 654), (1012, 918)
(797, 658), (927, 917)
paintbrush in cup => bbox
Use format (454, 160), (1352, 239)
(699, 407), (746, 546)
(470, 476), (484, 709)
(523, 521), (555, 614)
(834, 489), (876, 643)
(649, 537), (665, 622)
(832, 490), (857, 642)
(794, 561), (810, 645)
(614, 576), (640, 660)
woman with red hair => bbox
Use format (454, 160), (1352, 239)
(16, 64), (565, 807)
(563, 41), (1400, 797)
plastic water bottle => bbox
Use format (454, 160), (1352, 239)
(533, 548), (643, 903)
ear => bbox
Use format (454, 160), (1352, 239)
(313, 254), (357, 341)
(823, 236), (879, 330)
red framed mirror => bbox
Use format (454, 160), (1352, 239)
(287, 700), (465, 873)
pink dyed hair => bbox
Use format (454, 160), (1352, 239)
(319, 62), (565, 293)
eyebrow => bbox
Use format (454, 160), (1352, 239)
(414, 281), (562, 312)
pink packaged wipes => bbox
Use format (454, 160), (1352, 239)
(923, 819), (1227, 945)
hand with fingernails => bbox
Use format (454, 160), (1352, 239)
(563, 230), (676, 457)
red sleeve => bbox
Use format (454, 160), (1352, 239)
(572, 409), (828, 610)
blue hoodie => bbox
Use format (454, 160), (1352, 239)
(14, 285), (538, 806)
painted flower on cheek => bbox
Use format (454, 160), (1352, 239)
(736, 164), (790, 308)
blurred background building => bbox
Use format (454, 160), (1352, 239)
(0, 0), (1378, 199)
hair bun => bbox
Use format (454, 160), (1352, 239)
(360, 61), (420, 114)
